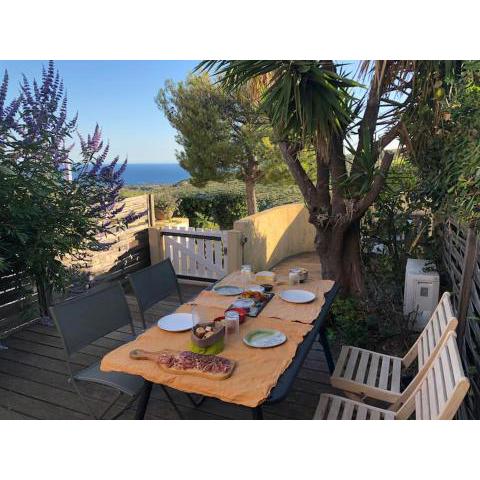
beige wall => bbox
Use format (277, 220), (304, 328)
(233, 203), (316, 272)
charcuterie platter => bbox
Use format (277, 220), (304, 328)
(228, 289), (274, 317)
(129, 348), (236, 380)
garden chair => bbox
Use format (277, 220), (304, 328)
(49, 283), (148, 419)
(315, 331), (470, 419)
(330, 292), (457, 408)
(128, 258), (184, 330)
(128, 259), (203, 410)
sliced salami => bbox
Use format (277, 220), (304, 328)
(129, 349), (236, 380)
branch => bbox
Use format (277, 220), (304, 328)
(354, 61), (386, 160)
(352, 150), (395, 220)
(374, 123), (400, 152)
(278, 141), (317, 208)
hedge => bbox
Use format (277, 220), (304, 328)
(121, 180), (303, 229)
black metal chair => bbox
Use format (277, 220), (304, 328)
(128, 258), (184, 330)
(49, 283), (147, 419)
(128, 259), (204, 412)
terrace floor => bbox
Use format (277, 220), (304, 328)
(0, 252), (339, 420)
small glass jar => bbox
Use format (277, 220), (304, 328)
(240, 264), (253, 291)
(191, 305), (200, 326)
(288, 270), (300, 286)
(224, 310), (240, 341)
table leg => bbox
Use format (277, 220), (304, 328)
(252, 406), (263, 420)
(319, 328), (335, 374)
(135, 381), (153, 419)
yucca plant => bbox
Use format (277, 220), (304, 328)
(199, 60), (433, 295)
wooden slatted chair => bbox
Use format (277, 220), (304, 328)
(330, 292), (457, 406)
(315, 331), (470, 420)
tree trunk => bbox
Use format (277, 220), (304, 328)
(341, 221), (364, 296)
(35, 275), (52, 319)
(245, 176), (258, 215)
(313, 221), (364, 296)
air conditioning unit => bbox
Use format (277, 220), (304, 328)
(404, 258), (440, 331)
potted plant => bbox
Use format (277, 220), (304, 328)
(154, 191), (178, 220)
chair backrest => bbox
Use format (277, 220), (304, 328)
(128, 259), (181, 314)
(397, 332), (470, 420)
(395, 292), (458, 407)
(416, 292), (457, 368)
(49, 282), (135, 357)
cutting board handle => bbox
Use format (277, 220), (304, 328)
(129, 349), (158, 361)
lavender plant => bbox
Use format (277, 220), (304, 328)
(0, 61), (130, 317)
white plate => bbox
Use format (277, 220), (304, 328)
(213, 285), (243, 296)
(279, 289), (316, 304)
(245, 284), (265, 293)
(232, 298), (255, 309)
(157, 313), (194, 332)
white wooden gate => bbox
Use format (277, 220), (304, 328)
(161, 226), (230, 281)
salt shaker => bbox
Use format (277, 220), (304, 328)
(224, 310), (240, 341)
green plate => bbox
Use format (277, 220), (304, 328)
(243, 329), (287, 348)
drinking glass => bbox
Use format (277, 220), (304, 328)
(191, 304), (200, 326)
(224, 310), (240, 341)
(240, 264), (252, 292)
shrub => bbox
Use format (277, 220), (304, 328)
(329, 297), (370, 348)
(121, 180), (303, 229)
(177, 190), (247, 229)
(154, 190), (179, 215)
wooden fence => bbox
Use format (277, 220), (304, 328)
(66, 194), (154, 283)
(149, 226), (242, 282)
(0, 194), (154, 338)
(441, 217), (480, 419)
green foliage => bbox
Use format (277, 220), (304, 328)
(156, 74), (291, 203)
(329, 296), (370, 348)
(200, 61), (359, 142)
(154, 190), (178, 213)
(406, 61), (480, 226)
(122, 180), (303, 229)
(361, 157), (434, 279)
(175, 181), (303, 228)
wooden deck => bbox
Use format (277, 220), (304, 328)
(0, 253), (338, 420)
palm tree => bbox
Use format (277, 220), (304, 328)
(199, 60), (423, 295)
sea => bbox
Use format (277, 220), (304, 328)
(122, 163), (190, 185)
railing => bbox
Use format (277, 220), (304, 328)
(149, 226), (242, 282)
(440, 217), (480, 419)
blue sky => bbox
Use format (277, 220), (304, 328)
(0, 60), (199, 164)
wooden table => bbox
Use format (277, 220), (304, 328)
(129, 281), (339, 420)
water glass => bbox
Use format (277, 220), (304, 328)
(224, 310), (240, 341)
(240, 264), (252, 291)
(191, 304), (201, 326)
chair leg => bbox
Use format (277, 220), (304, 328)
(187, 393), (206, 407)
(252, 406), (263, 420)
(71, 378), (99, 419)
(111, 392), (143, 419)
(135, 381), (153, 419)
(99, 391), (123, 419)
(319, 328), (335, 374)
(161, 385), (184, 419)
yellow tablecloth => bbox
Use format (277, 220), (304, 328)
(100, 304), (312, 407)
(190, 271), (334, 324)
